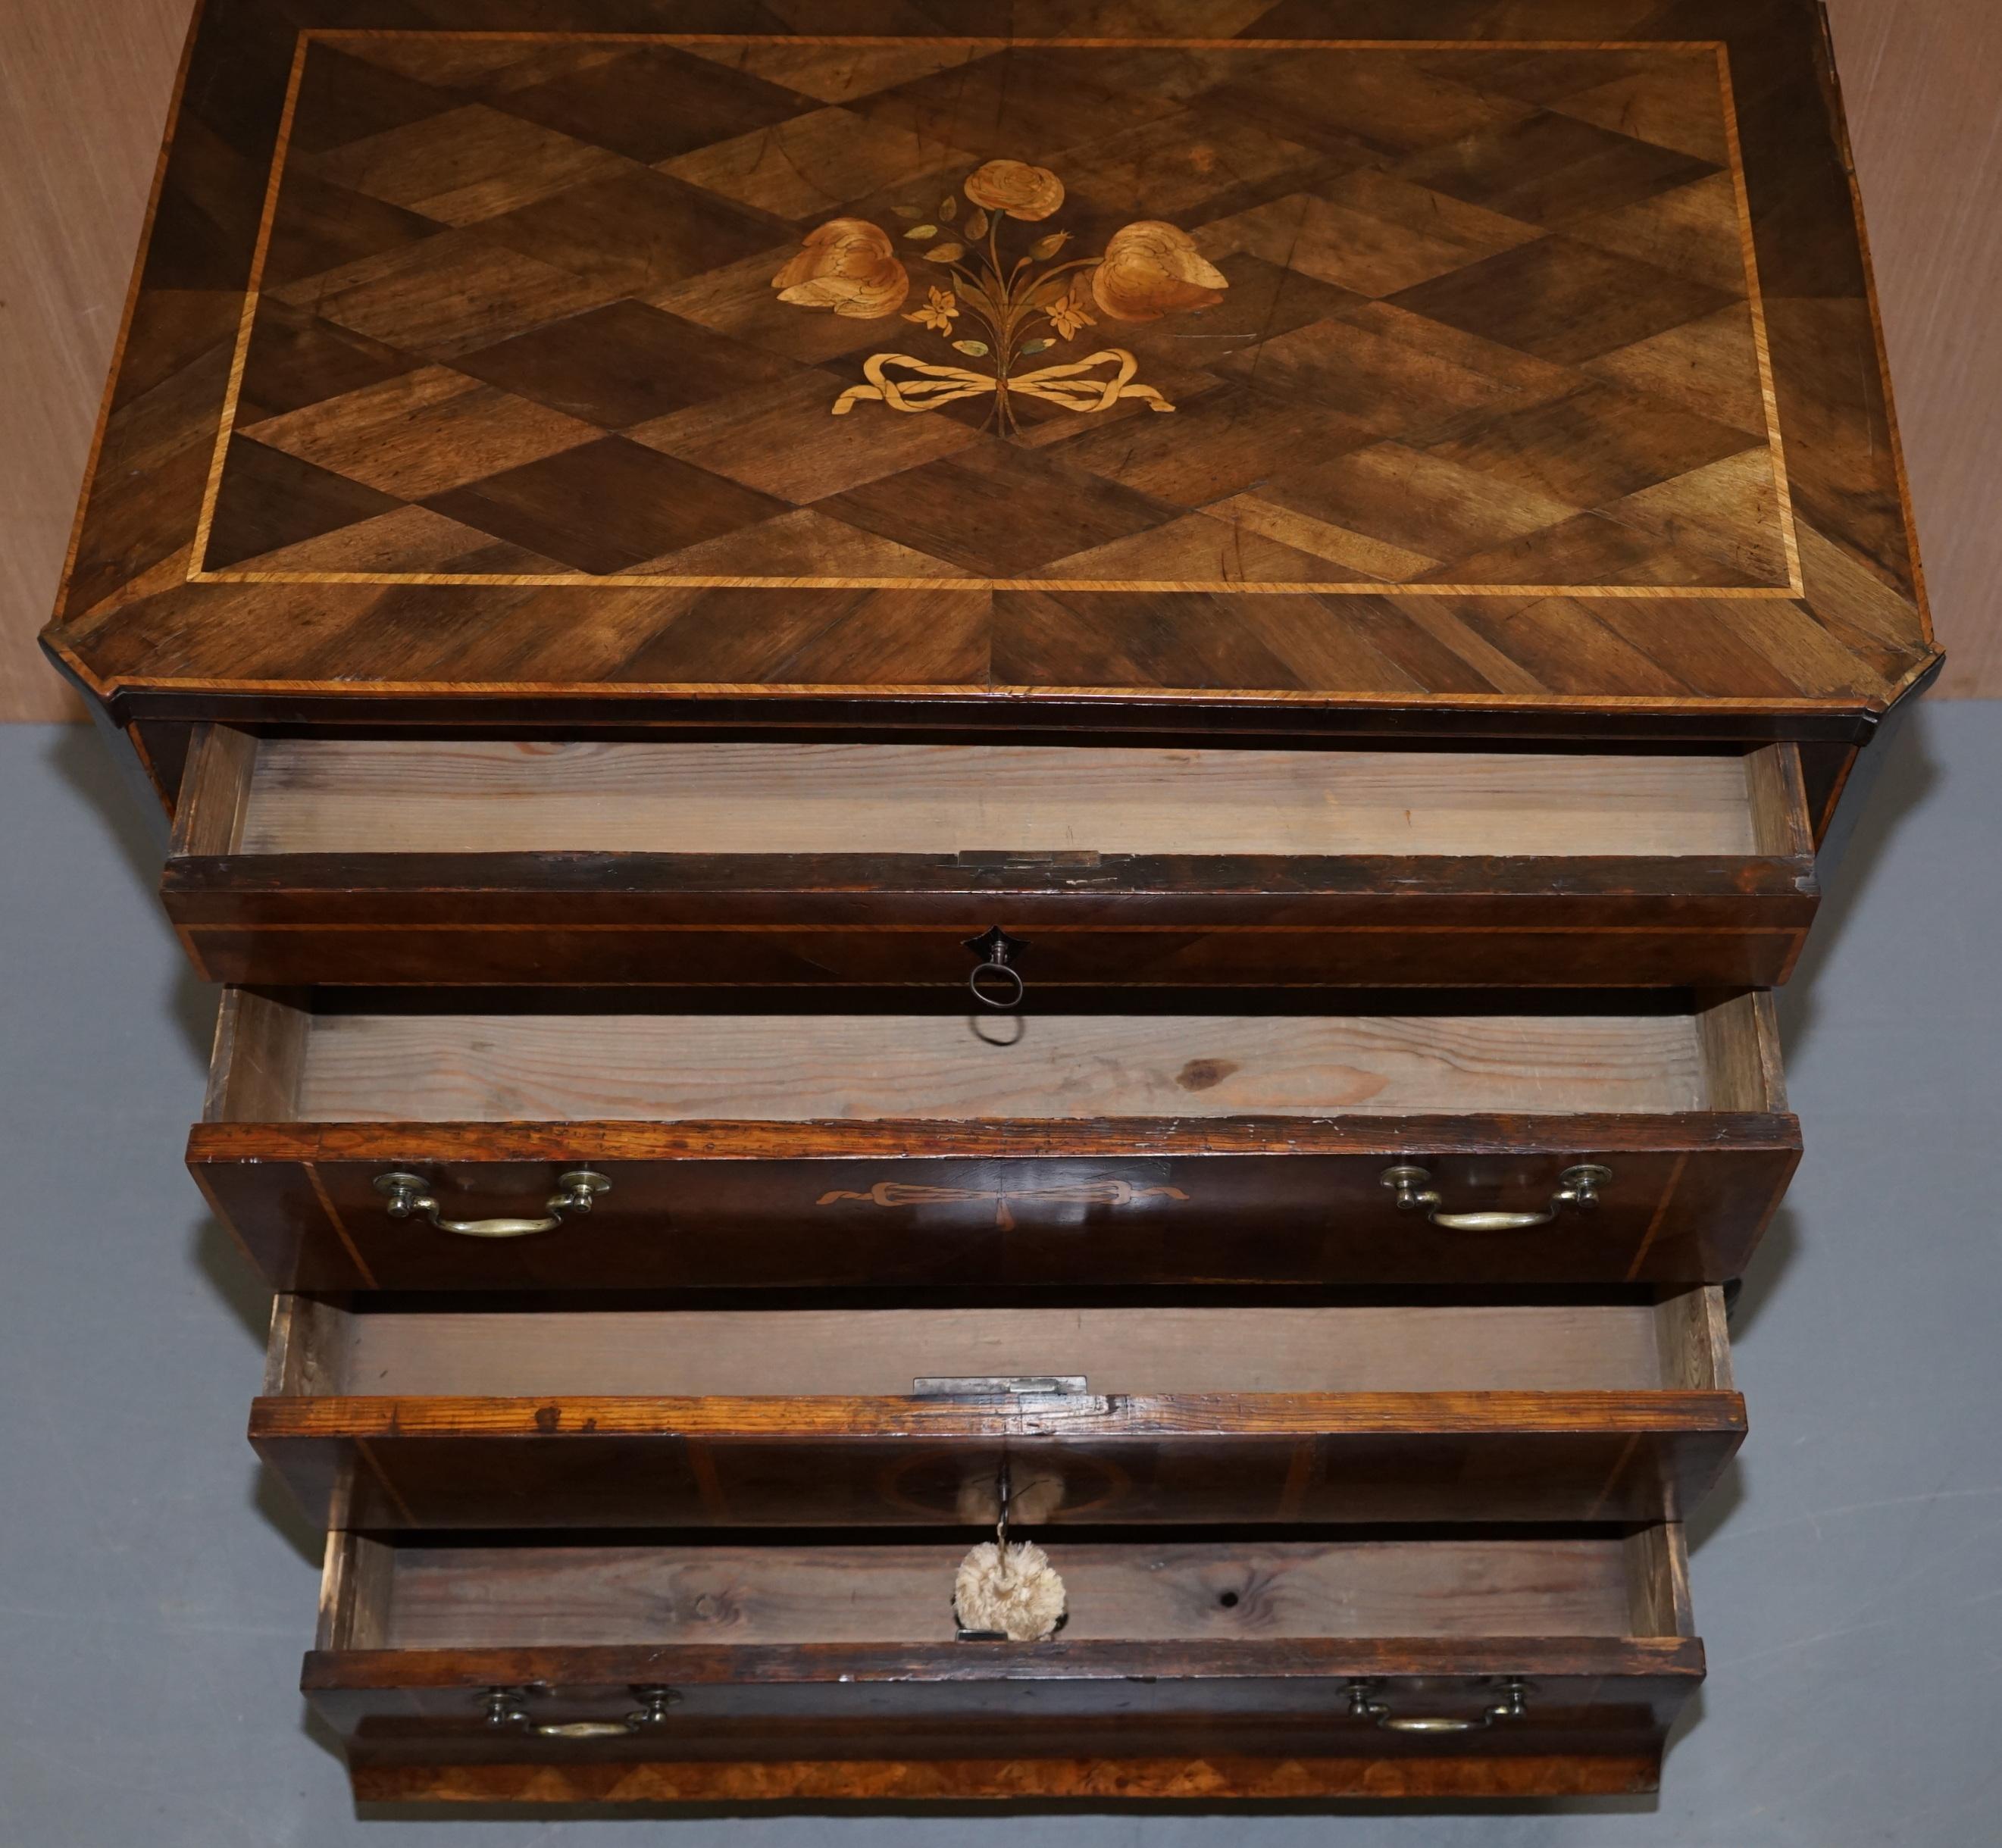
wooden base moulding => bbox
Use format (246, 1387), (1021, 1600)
(347, 1751), (1672, 1804)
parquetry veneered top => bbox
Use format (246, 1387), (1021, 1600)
(44, 0), (1937, 738)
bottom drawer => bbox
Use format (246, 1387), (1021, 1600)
(308, 1524), (1700, 1803)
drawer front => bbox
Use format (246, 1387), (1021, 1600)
(192, 994), (1799, 1292)
(306, 1530), (1700, 1802)
(164, 730), (1819, 990)
(252, 1293), (1742, 1530)
(318, 1660), (1697, 1803)
(167, 885), (1815, 991)
(197, 1129), (1796, 1294)
(255, 1408), (1741, 1531)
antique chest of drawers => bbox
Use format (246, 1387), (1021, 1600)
(46, 0), (1933, 1809)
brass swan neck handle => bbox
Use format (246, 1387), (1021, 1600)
(374, 1169), (611, 1239)
(1379, 1163), (1613, 1232)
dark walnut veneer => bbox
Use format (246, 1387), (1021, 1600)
(42, 0), (1935, 792)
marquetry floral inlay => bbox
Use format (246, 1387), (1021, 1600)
(817, 1178), (1190, 1230)
(772, 159), (1229, 431)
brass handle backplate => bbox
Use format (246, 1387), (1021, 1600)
(484, 1685), (678, 1737)
(1346, 1678), (1531, 1733)
(1379, 1163), (1612, 1233)
(375, 1169), (611, 1239)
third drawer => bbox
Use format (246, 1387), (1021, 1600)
(252, 1291), (1741, 1530)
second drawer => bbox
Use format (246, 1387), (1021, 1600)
(192, 991), (1797, 1291)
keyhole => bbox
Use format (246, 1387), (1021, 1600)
(1218, 1590), (1240, 1609)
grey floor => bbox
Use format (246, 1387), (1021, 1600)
(1, 705), (1997, 1847)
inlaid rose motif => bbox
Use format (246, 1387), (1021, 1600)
(770, 164), (1228, 429)
(1090, 221), (1229, 322)
(962, 159), (1065, 221)
(771, 218), (910, 319)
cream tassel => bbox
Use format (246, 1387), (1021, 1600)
(954, 1538), (1067, 1642)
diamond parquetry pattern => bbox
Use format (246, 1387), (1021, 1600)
(206, 36), (1795, 593)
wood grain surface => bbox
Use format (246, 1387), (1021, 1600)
(192, 1108), (1800, 1294)
(294, 1301), (1684, 1397)
(0, 0), (193, 720)
(250, 1388), (1747, 1529)
(301, 1531), (1698, 1799)
(339, 1751), (1675, 1804)
(237, 738), (1767, 857)
(1823, 0), (2002, 699)
(281, 1007), (1713, 1121)
(361, 1534), (1661, 1647)
(23, 0), (1947, 736)
(163, 724), (1822, 993)
(8, 0), (1994, 718)
(311, 1616), (1700, 1800)
(189, 991), (1799, 1298)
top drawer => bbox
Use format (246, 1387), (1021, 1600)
(163, 730), (1818, 990)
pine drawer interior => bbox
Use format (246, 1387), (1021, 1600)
(196, 734), (1808, 861)
(208, 992), (1787, 1124)
(320, 1525), (1696, 1652)
(167, 733), (1819, 989)
(265, 1293), (1733, 1399)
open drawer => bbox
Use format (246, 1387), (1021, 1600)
(252, 1293), (1741, 1531)
(192, 990), (1797, 1291)
(164, 730), (1819, 989)
(307, 1524), (1702, 1803)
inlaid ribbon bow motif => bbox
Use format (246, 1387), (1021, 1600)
(834, 349), (1172, 417)
(772, 159), (1229, 433)
(817, 1179), (1190, 1230)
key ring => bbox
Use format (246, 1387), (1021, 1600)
(964, 925), (1028, 1009)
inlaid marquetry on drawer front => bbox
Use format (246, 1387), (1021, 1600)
(252, 1293), (1740, 1531)
(308, 1524), (1701, 1803)
(164, 730), (1819, 990)
(192, 989), (1797, 1291)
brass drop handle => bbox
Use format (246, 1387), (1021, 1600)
(1347, 1678), (1530, 1733)
(484, 1685), (677, 1737)
(964, 924), (1028, 1010)
(375, 1169), (610, 1239)
(1379, 1162), (1612, 1232)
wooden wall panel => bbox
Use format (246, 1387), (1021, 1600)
(0, 1), (1997, 715)
(1822, 0), (2002, 700)
(0, 0), (193, 721)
